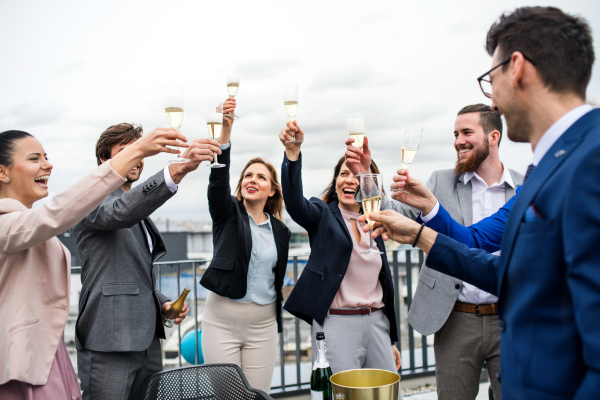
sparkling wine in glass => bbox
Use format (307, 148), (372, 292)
(162, 84), (190, 163)
(391, 125), (423, 193)
(225, 64), (241, 119)
(359, 173), (384, 255)
(206, 101), (225, 168)
(282, 82), (301, 143)
(347, 116), (364, 150)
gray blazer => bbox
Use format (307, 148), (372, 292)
(73, 169), (174, 352)
(386, 168), (523, 336)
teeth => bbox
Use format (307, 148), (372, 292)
(35, 175), (49, 182)
(343, 189), (355, 194)
(459, 149), (470, 154)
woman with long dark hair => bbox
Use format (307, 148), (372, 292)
(0, 128), (208, 399)
(200, 98), (291, 394)
(279, 122), (402, 396)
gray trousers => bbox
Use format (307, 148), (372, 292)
(78, 335), (162, 400)
(434, 311), (501, 400)
(312, 309), (403, 399)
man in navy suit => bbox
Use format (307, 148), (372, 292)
(364, 7), (599, 399)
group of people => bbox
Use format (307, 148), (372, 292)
(0, 5), (597, 400)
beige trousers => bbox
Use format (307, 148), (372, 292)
(201, 292), (278, 394)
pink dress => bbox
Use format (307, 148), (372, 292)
(0, 340), (81, 400)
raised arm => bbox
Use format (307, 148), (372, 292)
(279, 122), (323, 231)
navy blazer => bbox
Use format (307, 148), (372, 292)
(200, 146), (291, 333)
(426, 108), (600, 399)
(281, 153), (398, 343)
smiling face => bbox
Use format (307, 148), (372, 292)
(240, 163), (275, 205)
(453, 112), (491, 174)
(335, 163), (360, 212)
(0, 136), (53, 208)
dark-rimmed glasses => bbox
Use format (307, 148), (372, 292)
(477, 55), (537, 98)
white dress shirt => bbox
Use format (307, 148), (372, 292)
(456, 165), (514, 304)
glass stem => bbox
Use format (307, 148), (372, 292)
(370, 228), (374, 250)
(214, 152), (218, 164)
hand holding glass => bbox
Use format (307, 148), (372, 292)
(360, 173), (384, 255)
(162, 84), (190, 163)
(391, 125), (423, 193)
(225, 64), (241, 119)
(282, 83), (302, 143)
(206, 102), (225, 168)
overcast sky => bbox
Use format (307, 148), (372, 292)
(1, 0), (599, 222)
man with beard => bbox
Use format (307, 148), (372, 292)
(72, 123), (221, 400)
(345, 104), (522, 400)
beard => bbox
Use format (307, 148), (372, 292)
(505, 107), (533, 143)
(454, 135), (490, 175)
(126, 164), (143, 183)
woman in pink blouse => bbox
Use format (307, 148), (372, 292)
(0, 128), (215, 399)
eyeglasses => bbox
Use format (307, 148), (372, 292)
(477, 54), (537, 98)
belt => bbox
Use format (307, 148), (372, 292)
(329, 307), (382, 316)
(454, 301), (498, 315)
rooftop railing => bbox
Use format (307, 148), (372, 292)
(68, 245), (434, 397)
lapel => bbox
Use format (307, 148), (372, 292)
(238, 201), (253, 265)
(144, 217), (167, 262)
(329, 201), (352, 245)
(456, 175), (472, 226)
(270, 216), (288, 274)
(497, 109), (600, 292)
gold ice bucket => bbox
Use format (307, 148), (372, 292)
(330, 369), (400, 400)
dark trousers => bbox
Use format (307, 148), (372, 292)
(78, 335), (162, 400)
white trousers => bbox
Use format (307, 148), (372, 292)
(202, 292), (278, 393)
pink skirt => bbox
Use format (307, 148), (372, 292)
(0, 340), (81, 400)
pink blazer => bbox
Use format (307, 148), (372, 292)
(0, 162), (125, 386)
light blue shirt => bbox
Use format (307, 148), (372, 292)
(233, 213), (278, 305)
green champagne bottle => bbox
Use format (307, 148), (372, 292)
(310, 332), (333, 400)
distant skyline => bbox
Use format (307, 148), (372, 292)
(1, 0), (599, 221)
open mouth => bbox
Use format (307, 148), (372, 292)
(34, 175), (50, 188)
(457, 147), (472, 158)
(342, 187), (356, 198)
(246, 186), (258, 193)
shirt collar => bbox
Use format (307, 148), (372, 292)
(463, 162), (514, 188)
(532, 104), (593, 166)
(249, 212), (272, 228)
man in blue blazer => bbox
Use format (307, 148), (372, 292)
(365, 7), (599, 399)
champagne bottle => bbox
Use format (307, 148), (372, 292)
(162, 286), (191, 328)
(311, 332), (333, 400)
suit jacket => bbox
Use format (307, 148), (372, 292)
(402, 169), (522, 336)
(200, 146), (291, 333)
(281, 153), (398, 343)
(0, 162), (125, 385)
(426, 108), (600, 399)
(73, 169), (173, 352)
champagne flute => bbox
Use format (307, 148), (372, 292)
(225, 64), (241, 119)
(162, 84), (190, 163)
(206, 101), (225, 168)
(282, 82), (302, 143)
(390, 125), (423, 193)
(359, 173), (384, 255)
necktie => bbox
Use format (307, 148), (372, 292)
(523, 164), (535, 185)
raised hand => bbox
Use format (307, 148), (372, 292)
(279, 121), (304, 161)
(391, 169), (437, 215)
(222, 98), (236, 128)
(169, 139), (222, 183)
(345, 136), (372, 175)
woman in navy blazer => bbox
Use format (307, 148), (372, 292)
(200, 99), (291, 394)
(279, 122), (401, 379)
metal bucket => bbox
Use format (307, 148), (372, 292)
(330, 369), (400, 400)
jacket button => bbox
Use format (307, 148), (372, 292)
(496, 372), (501, 383)
(499, 320), (506, 331)
(455, 284), (461, 289)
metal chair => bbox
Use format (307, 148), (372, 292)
(142, 364), (274, 400)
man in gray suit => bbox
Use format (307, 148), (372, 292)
(73, 123), (221, 400)
(346, 104), (522, 400)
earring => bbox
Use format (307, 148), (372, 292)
(4, 178), (8, 183)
